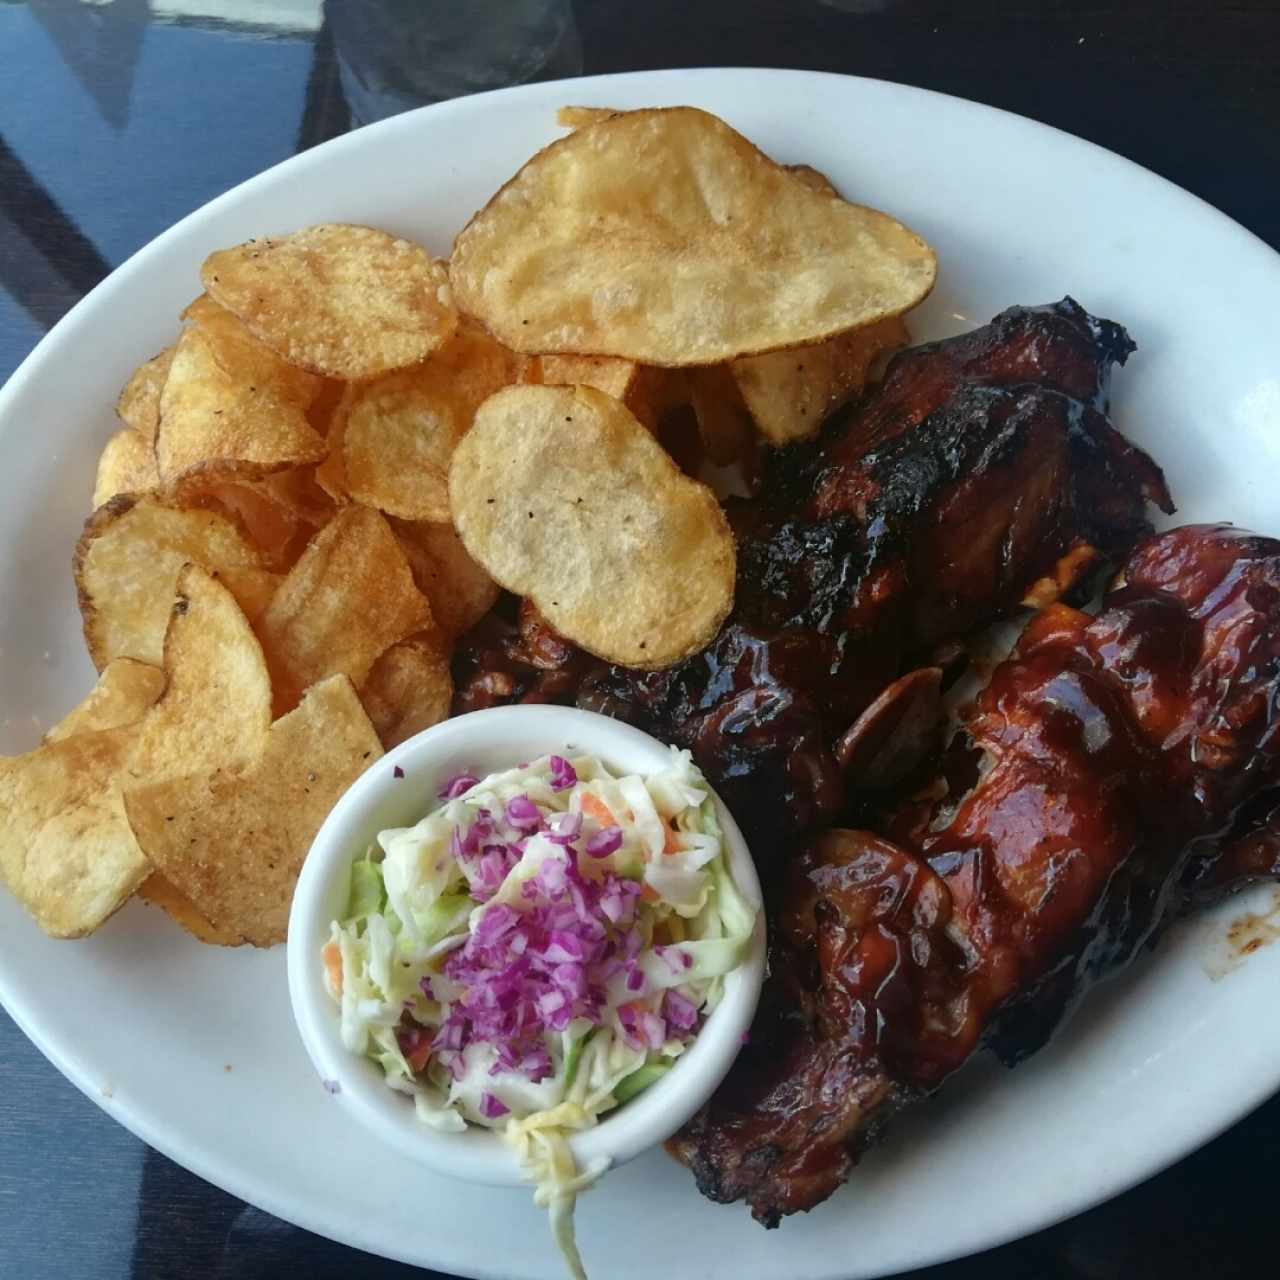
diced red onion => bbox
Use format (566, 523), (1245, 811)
(638, 1011), (667, 1052)
(546, 810), (582, 846)
(585, 826), (623, 858)
(428, 773), (715, 1086)
(478, 848), (510, 895)
(440, 771), (479, 799)
(664, 989), (698, 1034)
(432, 1018), (464, 1052)
(474, 904), (518, 944)
(537, 856), (568, 899)
(598, 885), (625, 924)
(617, 1003), (639, 1043)
(453, 809), (494, 862)
(545, 930), (585, 964)
(549, 755), (577, 792)
(552, 962), (588, 999)
(537, 990), (567, 1019)
(521, 1045), (553, 1081)
(505, 795), (542, 832)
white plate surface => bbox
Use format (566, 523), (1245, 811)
(1, 68), (1279, 1280)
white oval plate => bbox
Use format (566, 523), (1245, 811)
(1, 68), (1278, 1280)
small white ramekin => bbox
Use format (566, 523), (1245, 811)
(287, 704), (766, 1187)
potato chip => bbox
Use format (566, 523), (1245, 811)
(525, 353), (684, 433)
(392, 519), (499, 637)
(450, 107), (936, 365)
(342, 322), (519, 522)
(306, 375), (347, 436)
(116, 347), (174, 443)
(157, 325), (327, 482)
(93, 429), (159, 508)
(138, 872), (244, 946)
(359, 634), (453, 749)
(0, 727), (149, 937)
(530, 352), (637, 400)
(556, 105), (620, 129)
(167, 459), (331, 571)
(179, 475), (310, 571)
(730, 315), (910, 446)
(685, 365), (756, 466)
(124, 563), (273, 782)
(557, 111), (828, 192)
(255, 505), (433, 712)
(314, 396), (351, 503)
(562, 111), (834, 187)
(449, 385), (734, 668)
(76, 494), (279, 669)
(1, 568), (270, 939)
(44, 658), (165, 744)
(785, 163), (841, 198)
(256, 465), (337, 530)
(124, 674), (382, 946)
(181, 293), (326, 410)
(201, 225), (458, 380)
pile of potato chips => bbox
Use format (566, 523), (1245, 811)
(0, 105), (934, 946)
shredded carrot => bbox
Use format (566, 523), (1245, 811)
(580, 793), (617, 827)
(640, 882), (659, 903)
(322, 940), (343, 996)
(405, 1039), (432, 1073)
(662, 825), (682, 855)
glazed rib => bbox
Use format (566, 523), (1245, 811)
(672, 525), (1280, 1224)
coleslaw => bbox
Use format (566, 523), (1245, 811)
(322, 746), (757, 1278)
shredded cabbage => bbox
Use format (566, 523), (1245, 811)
(323, 747), (756, 1279)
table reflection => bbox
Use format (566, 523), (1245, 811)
(0, 0), (327, 367)
(328, 0), (580, 124)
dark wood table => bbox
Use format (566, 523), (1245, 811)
(2, 2), (1277, 1276)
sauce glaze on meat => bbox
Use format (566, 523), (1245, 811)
(672, 525), (1280, 1224)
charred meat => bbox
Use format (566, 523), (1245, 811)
(456, 300), (1171, 864)
(673, 525), (1280, 1225)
